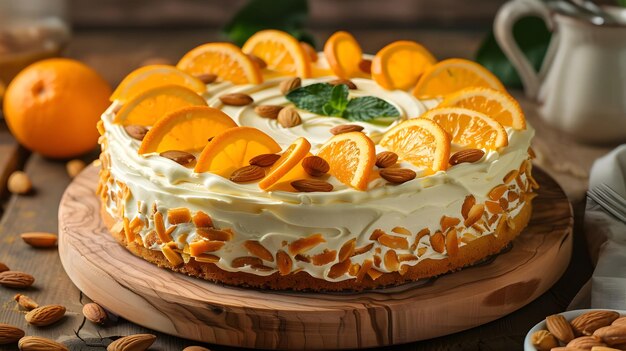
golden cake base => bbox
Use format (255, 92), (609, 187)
(59, 165), (572, 349)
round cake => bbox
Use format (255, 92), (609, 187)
(97, 30), (538, 291)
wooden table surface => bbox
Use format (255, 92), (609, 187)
(0, 29), (615, 351)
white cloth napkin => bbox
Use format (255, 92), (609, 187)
(583, 145), (626, 310)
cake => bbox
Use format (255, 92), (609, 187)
(96, 30), (538, 291)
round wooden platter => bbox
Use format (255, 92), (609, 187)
(58, 165), (573, 350)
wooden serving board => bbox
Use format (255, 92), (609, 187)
(58, 165), (573, 350)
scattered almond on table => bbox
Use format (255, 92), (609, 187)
(0, 271), (34, 288)
(183, 346), (212, 351)
(7, 171), (32, 195)
(106, 333), (156, 351)
(14, 294), (39, 310)
(82, 302), (108, 325)
(20, 232), (58, 248)
(531, 310), (626, 351)
(0, 323), (25, 345)
(18, 336), (68, 351)
(25, 304), (66, 327)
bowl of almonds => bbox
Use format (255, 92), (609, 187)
(524, 309), (626, 350)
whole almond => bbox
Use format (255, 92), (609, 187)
(329, 78), (357, 89)
(613, 317), (626, 326)
(291, 179), (333, 192)
(302, 156), (329, 177)
(0, 323), (25, 344)
(8, 171), (32, 195)
(18, 336), (68, 351)
(568, 336), (606, 349)
(531, 330), (558, 351)
(247, 54), (267, 69)
(106, 334), (156, 351)
(20, 232), (57, 248)
(375, 151), (398, 168)
(254, 105), (283, 119)
(249, 153), (281, 167)
(219, 93), (253, 106)
(160, 150), (196, 167)
(449, 149), (485, 165)
(547, 314), (576, 343)
(0, 262), (9, 272)
(277, 107), (301, 128)
(14, 294), (38, 310)
(183, 347), (212, 351)
(124, 125), (148, 141)
(572, 311), (621, 335)
(66, 159), (86, 178)
(279, 77), (301, 95)
(83, 302), (108, 325)
(194, 73), (217, 84)
(594, 325), (626, 345)
(591, 346), (622, 351)
(25, 305), (66, 326)
(330, 124), (364, 135)
(230, 165), (265, 183)
(0, 271), (34, 288)
(380, 168), (416, 184)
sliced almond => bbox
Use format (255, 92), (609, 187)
(167, 208), (191, 225)
(288, 234), (325, 255)
(230, 165), (265, 183)
(14, 294), (38, 310)
(464, 203), (484, 227)
(440, 216), (460, 233)
(244, 240), (274, 262)
(488, 184), (508, 201)
(391, 226), (412, 236)
(20, 232), (57, 248)
(310, 249), (337, 266)
(328, 259), (351, 279)
(383, 250), (399, 271)
(192, 211), (213, 228)
(503, 169), (519, 184)
(430, 231), (445, 253)
(219, 93), (253, 106)
(231, 256), (263, 268)
(352, 243), (374, 257)
(338, 239), (356, 262)
(249, 153), (281, 167)
(485, 201), (503, 214)
(355, 259), (373, 282)
(330, 124), (364, 135)
(302, 156), (330, 177)
(445, 228), (459, 256)
(461, 195), (476, 220)
(276, 250), (292, 275)
(377, 234), (409, 250)
(196, 228), (232, 241)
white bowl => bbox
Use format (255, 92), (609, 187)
(524, 308), (626, 351)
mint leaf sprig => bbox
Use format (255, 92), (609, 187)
(286, 83), (400, 122)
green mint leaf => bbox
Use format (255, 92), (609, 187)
(343, 96), (400, 122)
(286, 83), (334, 115)
(324, 84), (349, 116)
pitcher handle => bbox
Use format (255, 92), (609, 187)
(494, 0), (554, 99)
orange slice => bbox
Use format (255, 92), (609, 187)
(258, 137), (311, 190)
(177, 42), (262, 85)
(412, 58), (506, 99)
(379, 118), (450, 172)
(242, 30), (311, 79)
(437, 87), (525, 130)
(110, 65), (206, 103)
(323, 31), (367, 79)
(194, 127), (281, 177)
(138, 106), (237, 154)
(421, 107), (508, 150)
(317, 132), (375, 190)
(371, 40), (436, 91)
(114, 85), (207, 126)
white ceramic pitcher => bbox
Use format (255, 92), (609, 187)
(494, 0), (626, 143)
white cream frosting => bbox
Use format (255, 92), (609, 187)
(100, 61), (535, 282)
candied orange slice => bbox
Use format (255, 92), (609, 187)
(110, 65), (206, 103)
(259, 137), (311, 190)
(177, 42), (262, 85)
(114, 85), (207, 126)
(138, 106), (237, 154)
(421, 107), (508, 150)
(437, 87), (525, 130)
(242, 30), (311, 78)
(371, 40), (436, 91)
(323, 31), (367, 79)
(317, 132), (375, 190)
(194, 127), (281, 176)
(379, 118), (450, 172)
(412, 58), (505, 99)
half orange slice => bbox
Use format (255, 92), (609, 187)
(317, 132), (376, 190)
(379, 118), (451, 172)
(323, 31), (367, 79)
(258, 137), (311, 190)
(371, 40), (436, 91)
(138, 106), (237, 154)
(242, 30), (311, 79)
(177, 42), (262, 85)
(421, 107), (508, 150)
(194, 127), (281, 177)
(114, 85), (207, 126)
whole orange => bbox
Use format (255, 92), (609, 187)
(3, 58), (112, 158)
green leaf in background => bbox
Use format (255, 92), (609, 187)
(475, 17), (551, 88)
(286, 83), (333, 115)
(344, 96), (400, 122)
(618, 0), (626, 6)
(223, 0), (315, 47)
